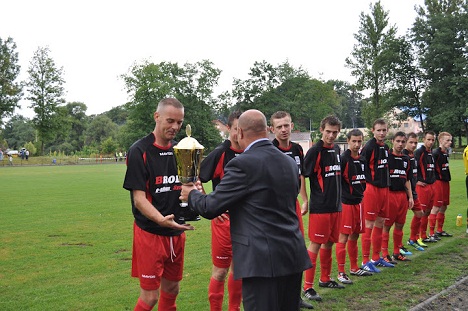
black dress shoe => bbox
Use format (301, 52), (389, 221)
(299, 297), (314, 309)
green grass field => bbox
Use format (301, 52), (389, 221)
(1, 162), (467, 310)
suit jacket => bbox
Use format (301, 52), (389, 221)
(188, 139), (312, 279)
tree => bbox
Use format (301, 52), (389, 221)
(25, 47), (65, 155)
(84, 114), (118, 148)
(2, 115), (35, 150)
(346, 1), (399, 125)
(327, 80), (364, 129)
(0, 37), (23, 124)
(412, 0), (468, 144)
(121, 60), (222, 151)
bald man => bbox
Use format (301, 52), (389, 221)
(181, 110), (312, 311)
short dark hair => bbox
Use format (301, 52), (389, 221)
(320, 115), (342, 130)
(372, 118), (387, 130)
(227, 111), (242, 127)
(392, 131), (407, 140)
(407, 132), (418, 139)
(270, 111), (291, 126)
(346, 129), (363, 140)
(156, 97), (183, 112)
(424, 130), (436, 137)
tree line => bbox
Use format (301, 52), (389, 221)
(1, 0), (467, 155)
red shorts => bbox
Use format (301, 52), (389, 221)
(308, 212), (341, 244)
(132, 223), (185, 290)
(296, 200), (304, 236)
(362, 184), (389, 221)
(211, 216), (233, 268)
(416, 183), (435, 211)
(412, 198), (422, 212)
(433, 180), (450, 206)
(385, 191), (409, 226)
(339, 203), (364, 235)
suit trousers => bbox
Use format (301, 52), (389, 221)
(242, 272), (302, 311)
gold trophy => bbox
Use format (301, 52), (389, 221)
(174, 124), (204, 207)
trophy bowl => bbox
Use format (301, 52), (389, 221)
(173, 125), (204, 207)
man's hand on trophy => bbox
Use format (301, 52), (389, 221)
(180, 183), (198, 202)
(159, 214), (195, 231)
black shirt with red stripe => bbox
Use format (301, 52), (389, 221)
(432, 147), (451, 181)
(199, 140), (243, 189)
(361, 137), (390, 188)
(414, 145), (436, 184)
(272, 138), (305, 176)
(304, 140), (341, 213)
(340, 149), (366, 205)
(402, 149), (418, 200)
(123, 133), (183, 236)
(388, 150), (411, 192)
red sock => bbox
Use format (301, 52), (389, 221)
(381, 230), (389, 257)
(304, 250), (317, 290)
(227, 273), (242, 311)
(320, 247), (332, 282)
(429, 213), (437, 236)
(208, 277), (224, 311)
(393, 227), (403, 255)
(361, 227), (372, 264)
(371, 226), (383, 261)
(336, 242), (346, 273)
(157, 290), (176, 311)
(437, 212), (445, 232)
(134, 298), (153, 311)
(347, 239), (359, 272)
(410, 216), (421, 241)
(420, 215), (429, 239)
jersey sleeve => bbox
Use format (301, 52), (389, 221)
(123, 144), (148, 192)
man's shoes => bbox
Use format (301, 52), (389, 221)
(393, 253), (411, 261)
(361, 261), (381, 273)
(436, 231), (453, 237)
(299, 297), (314, 309)
(303, 288), (322, 301)
(337, 272), (353, 284)
(318, 280), (345, 289)
(399, 246), (413, 256)
(384, 255), (398, 265)
(408, 239), (425, 251)
(422, 236), (438, 243)
(350, 268), (373, 276)
(372, 257), (395, 268)
(431, 234), (441, 241)
(417, 238), (429, 247)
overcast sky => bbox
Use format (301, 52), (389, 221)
(1, 0), (424, 118)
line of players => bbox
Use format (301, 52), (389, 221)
(199, 111), (452, 310)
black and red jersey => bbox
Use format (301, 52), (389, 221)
(361, 137), (390, 188)
(123, 133), (183, 236)
(432, 147), (451, 181)
(304, 140), (341, 213)
(402, 149), (418, 200)
(388, 151), (411, 192)
(199, 140), (243, 189)
(340, 149), (366, 205)
(414, 145), (436, 184)
(272, 138), (305, 176)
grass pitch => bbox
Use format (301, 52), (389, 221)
(0, 161), (467, 310)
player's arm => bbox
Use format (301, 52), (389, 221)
(405, 180), (414, 209)
(132, 190), (194, 230)
(299, 175), (308, 215)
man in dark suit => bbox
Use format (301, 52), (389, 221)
(180, 109), (312, 311)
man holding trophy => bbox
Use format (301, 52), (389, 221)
(123, 98), (194, 311)
(180, 109), (312, 311)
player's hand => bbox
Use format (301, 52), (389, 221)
(180, 183), (198, 202)
(408, 198), (414, 210)
(301, 201), (309, 216)
(159, 214), (195, 231)
(215, 213), (230, 223)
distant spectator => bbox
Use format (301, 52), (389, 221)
(9, 154), (13, 166)
(0, 149), (3, 161)
(25, 150), (29, 160)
